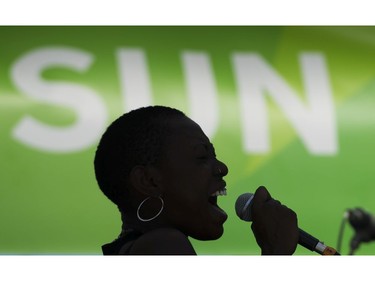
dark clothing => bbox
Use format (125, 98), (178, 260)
(102, 230), (143, 255)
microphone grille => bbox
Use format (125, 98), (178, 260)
(235, 193), (254, 222)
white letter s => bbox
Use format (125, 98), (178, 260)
(11, 47), (107, 153)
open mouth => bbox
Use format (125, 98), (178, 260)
(208, 187), (228, 224)
(208, 188), (227, 205)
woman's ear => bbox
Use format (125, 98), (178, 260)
(129, 165), (163, 197)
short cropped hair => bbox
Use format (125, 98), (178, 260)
(94, 105), (186, 212)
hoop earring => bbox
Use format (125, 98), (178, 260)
(137, 196), (164, 222)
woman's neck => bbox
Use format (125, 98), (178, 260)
(120, 211), (171, 236)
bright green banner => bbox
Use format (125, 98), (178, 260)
(1, 26), (375, 255)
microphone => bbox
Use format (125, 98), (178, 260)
(235, 192), (340, 255)
(346, 208), (375, 254)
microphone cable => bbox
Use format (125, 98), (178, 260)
(336, 210), (349, 254)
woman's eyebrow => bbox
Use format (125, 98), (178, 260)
(193, 142), (208, 150)
(193, 142), (215, 153)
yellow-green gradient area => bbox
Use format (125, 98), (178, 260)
(1, 26), (375, 255)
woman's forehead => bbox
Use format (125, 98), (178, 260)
(167, 117), (209, 141)
(161, 117), (211, 150)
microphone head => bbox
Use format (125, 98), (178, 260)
(235, 193), (254, 222)
(347, 207), (375, 243)
(348, 208), (371, 229)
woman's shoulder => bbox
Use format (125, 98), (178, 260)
(129, 227), (196, 255)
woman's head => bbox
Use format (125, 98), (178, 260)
(94, 106), (228, 240)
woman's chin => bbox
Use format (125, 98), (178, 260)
(190, 223), (225, 241)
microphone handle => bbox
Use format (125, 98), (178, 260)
(299, 228), (340, 255)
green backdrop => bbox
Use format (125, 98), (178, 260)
(1, 26), (375, 255)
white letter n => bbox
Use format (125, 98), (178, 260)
(232, 53), (338, 155)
